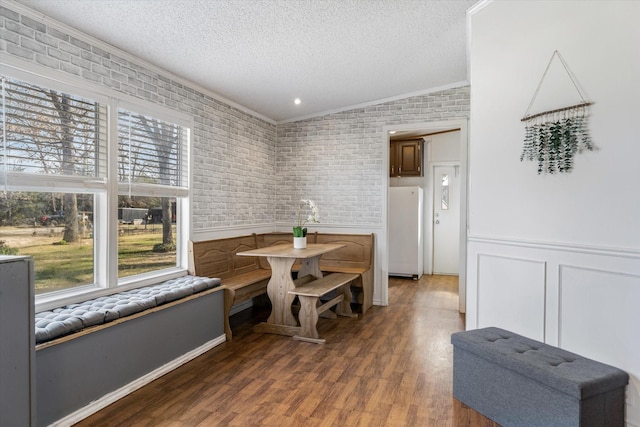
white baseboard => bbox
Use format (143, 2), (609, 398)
(49, 334), (227, 427)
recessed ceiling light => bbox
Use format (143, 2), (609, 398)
(389, 130), (397, 134)
(294, 98), (301, 105)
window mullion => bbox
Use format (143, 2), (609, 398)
(1, 77), (7, 194)
(2, 69), (190, 305)
(100, 97), (120, 290)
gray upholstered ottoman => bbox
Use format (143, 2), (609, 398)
(451, 327), (628, 427)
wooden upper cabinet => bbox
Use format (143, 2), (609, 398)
(390, 139), (422, 177)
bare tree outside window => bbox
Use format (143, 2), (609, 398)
(1, 74), (188, 295)
(138, 117), (178, 249)
(2, 78), (101, 243)
(118, 110), (185, 252)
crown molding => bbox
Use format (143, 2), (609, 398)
(277, 80), (470, 125)
(3, 0), (473, 127)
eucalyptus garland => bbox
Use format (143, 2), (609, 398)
(520, 51), (594, 174)
(520, 113), (593, 174)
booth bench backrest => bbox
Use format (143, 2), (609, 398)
(188, 234), (261, 279)
(197, 232), (374, 272)
(316, 233), (374, 271)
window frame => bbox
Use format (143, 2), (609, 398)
(1, 63), (192, 312)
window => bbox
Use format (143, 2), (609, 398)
(441, 173), (449, 210)
(117, 195), (177, 279)
(0, 191), (95, 295)
(117, 109), (187, 189)
(116, 107), (189, 280)
(0, 78), (107, 178)
(1, 76), (105, 295)
(1, 72), (190, 308)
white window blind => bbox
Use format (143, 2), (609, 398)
(0, 68), (191, 306)
(117, 109), (188, 193)
(0, 77), (107, 179)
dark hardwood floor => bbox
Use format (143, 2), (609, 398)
(75, 275), (498, 426)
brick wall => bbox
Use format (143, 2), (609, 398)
(1, 3), (470, 232)
(0, 4), (277, 231)
(276, 87), (470, 227)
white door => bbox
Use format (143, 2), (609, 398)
(433, 164), (460, 275)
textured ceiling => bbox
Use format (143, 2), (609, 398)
(15, 0), (477, 122)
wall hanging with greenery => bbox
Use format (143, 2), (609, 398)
(520, 50), (594, 174)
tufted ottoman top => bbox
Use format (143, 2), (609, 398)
(35, 275), (221, 344)
(451, 327), (629, 399)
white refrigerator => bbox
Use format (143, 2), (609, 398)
(389, 186), (424, 279)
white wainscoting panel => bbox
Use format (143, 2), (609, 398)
(559, 265), (640, 427)
(476, 254), (546, 341)
(467, 237), (640, 426)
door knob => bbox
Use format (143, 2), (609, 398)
(435, 220), (440, 224)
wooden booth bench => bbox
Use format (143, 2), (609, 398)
(188, 234), (271, 341)
(189, 232), (375, 341)
(289, 272), (359, 344)
(315, 233), (374, 315)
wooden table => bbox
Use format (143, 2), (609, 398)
(237, 243), (345, 336)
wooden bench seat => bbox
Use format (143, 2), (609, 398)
(221, 270), (272, 336)
(188, 234), (269, 341)
(316, 233), (374, 315)
(289, 272), (359, 344)
(220, 269), (272, 288)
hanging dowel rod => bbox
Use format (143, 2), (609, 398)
(521, 102), (593, 122)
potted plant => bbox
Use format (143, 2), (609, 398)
(293, 199), (319, 249)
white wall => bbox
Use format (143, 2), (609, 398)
(468, 1), (640, 424)
(428, 131), (460, 163)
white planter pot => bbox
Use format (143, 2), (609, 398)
(293, 236), (307, 249)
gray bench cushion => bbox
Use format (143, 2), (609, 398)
(451, 327), (629, 399)
(35, 275), (221, 344)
